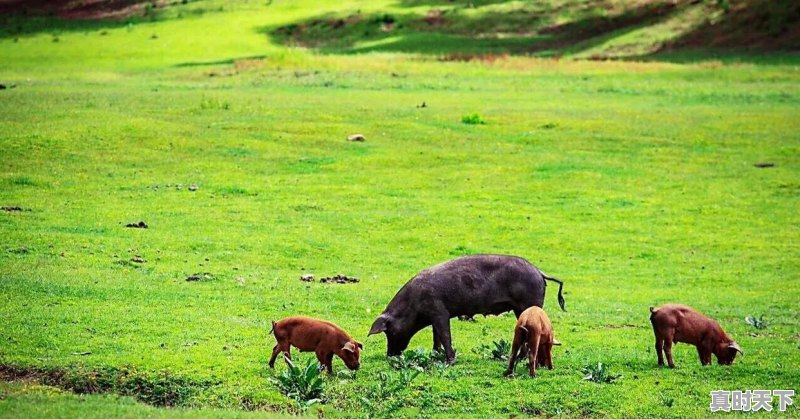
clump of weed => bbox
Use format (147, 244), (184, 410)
(473, 339), (512, 361)
(270, 357), (324, 410)
(8, 176), (38, 187)
(388, 348), (450, 371)
(745, 314), (767, 329)
(199, 97), (230, 110)
(461, 113), (485, 125)
(582, 362), (621, 384)
(351, 370), (420, 418)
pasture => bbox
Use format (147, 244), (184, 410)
(1, 0), (799, 417)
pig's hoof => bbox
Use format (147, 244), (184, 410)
(503, 370), (514, 377)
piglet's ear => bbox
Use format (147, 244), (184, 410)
(343, 341), (356, 353)
(368, 316), (389, 336)
(356, 341), (364, 349)
(729, 342), (743, 355)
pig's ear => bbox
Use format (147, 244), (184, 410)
(343, 341), (356, 353)
(368, 315), (389, 336)
(729, 342), (743, 355)
(356, 341), (364, 349)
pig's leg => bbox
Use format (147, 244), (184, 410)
(663, 337), (675, 368)
(316, 351), (333, 374)
(527, 334), (541, 377)
(545, 344), (553, 369)
(697, 347), (712, 366)
(268, 344), (281, 368)
(431, 314), (455, 363)
(655, 335), (664, 366)
(504, 329), (525, 376)
(432, 331), (443, 353)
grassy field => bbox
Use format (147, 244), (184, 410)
(1, 0), (799, 417)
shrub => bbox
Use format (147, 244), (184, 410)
(461, 113), (485, 125)
(582, 362), (621, 384)
(271, 357), (324, 410)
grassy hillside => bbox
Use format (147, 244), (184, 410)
(1, 0), (799, 417)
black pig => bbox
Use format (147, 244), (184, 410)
(368, 254), (565, 363)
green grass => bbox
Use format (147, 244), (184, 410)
(1, 0), (799, 417)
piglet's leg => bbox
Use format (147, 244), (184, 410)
(697, 347), (712, 366)
(545, 344), (553, 370)
(663, 337), (675, 368)
(316, 351), (333, 374)
(655, 336), (664, 366)
(504, 329), (525, 376)
(268, 344), (281, 368)
(527, 334), (541, 377)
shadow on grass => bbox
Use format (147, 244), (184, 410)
(173, 54), (267, 68)
(264, 1), (680, 57)
(264, 0), (799, 62)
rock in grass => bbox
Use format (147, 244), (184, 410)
(347, 134), (366, 142)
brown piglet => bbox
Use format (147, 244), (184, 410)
(650, 304), (742, 368)
(268, 316), (363, 373)
(504, 306), (559, 377)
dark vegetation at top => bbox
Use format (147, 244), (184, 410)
(1, 0), (798, 60)
(0, 0), (203, 39)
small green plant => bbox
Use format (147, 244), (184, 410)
(271, 357), (324, 410)
(353, 370), (420, 418)
(388, 348), (450, 371)
(745, 314), (767, 329)
(461, 113), (485, 125)
(199, 97), (230, 110)
(473, 339), (512, 361)
(582, 362), (621, 384)
(660, 393), (675, 408)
